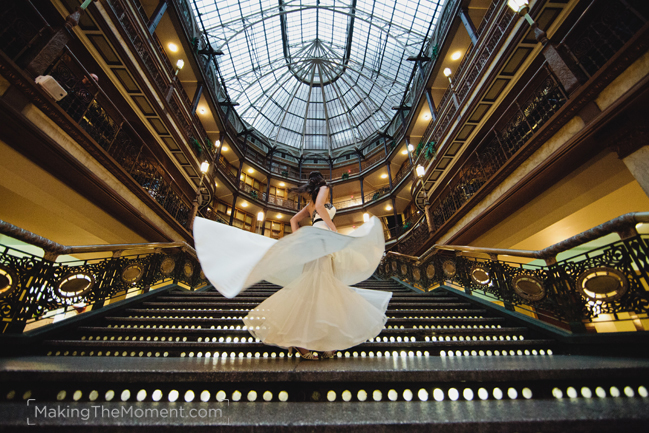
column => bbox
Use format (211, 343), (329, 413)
(386, 162), (393, 190)
(360, 178), (365, 204)
(458, 8), (478, 45)
(416, 60), (437, 121)
(424, 203), (435, 234)
(237, 159), (244, 190)
(229, 194), (237, 226)
(148, 0), (168, 35)
(621, 146), (649, 197)
(391, 197), (399, 236)
(191, 83), (203, 114)
(404, 137), (413, 166)
(265, 174), (272, 203)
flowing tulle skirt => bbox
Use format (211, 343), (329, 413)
(193, 216), (391, 351)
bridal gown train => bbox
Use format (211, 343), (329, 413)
(193, 208), (392, 351)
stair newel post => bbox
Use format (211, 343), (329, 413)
(4, 252), (58, 333)
(92, 253), (124, 311)
(141, 249), (163, 294)
(544, 256), (587, 333)
(617, 227), (649, 296)
(456, 253), (472, 296)
(488, 254), (516, 311)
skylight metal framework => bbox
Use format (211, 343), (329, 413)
(192, 0), (443, 153)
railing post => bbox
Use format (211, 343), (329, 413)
(544, 256), (588, 333)
(488, 254), (515, 311)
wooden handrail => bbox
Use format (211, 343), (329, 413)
(387, 212), (649, 263)
(0, 219), (195, 260)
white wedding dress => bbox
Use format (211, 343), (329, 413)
(193, 208), (391, 351)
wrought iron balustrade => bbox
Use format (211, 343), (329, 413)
(364, 186), (391, 204)
(0, 220), (207, 334)
(424, 67), (567, 242)
(379, 212), (649, 333)
(0, 1), (48, 63)
(267, 195), (298, 211)
(46, 49), (192, 228)
(414, 2), (515, 171)
(332, 196), (363, 210)
(566, 0), (646, 78)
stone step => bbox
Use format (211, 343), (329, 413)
(100, 316), (505, 327)
(76, 326), (530, 338)
(2, 354), (647, 385)
(2, 399), (648, 432)
(40, 338), (556, 359)
(129, 307), (479, 316)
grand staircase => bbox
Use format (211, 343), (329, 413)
(1, 278), (649, 431)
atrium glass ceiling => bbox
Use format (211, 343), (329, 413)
(192, 0), (443, 152)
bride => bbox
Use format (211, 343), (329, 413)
(193, 171), (391, 360)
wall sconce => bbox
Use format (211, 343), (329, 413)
(407, 144), (414, 152)
(214, 140), (221, 147)
(175, 59), (184, 76)
(443, 68), (452, 78)
(200, 161), (209, 174)
(363, 213), (370, 222)
(257, 211), (264, 222)
(416, 165), (425, 177)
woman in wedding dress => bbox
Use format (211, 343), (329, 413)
(193, 171), (391, 360)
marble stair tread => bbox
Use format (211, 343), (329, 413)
(75, 326), (529, 336)
(101, 316), (505, 323)
(3, 399), (646, 432)
(1, 355), (648, 383)
(39, 338), (555, 353)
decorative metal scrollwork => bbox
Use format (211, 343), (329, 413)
(412, 267), (421, 281)
(160, 257), (175, 276)
(55, 272), (95, 299)
(470, 265), (491, 286)
(200, 270), (206, 281)
(183, 260), (194, 278)
(575, 267), (628, 302)
(442, 260), (456, 278)
(426, 264), (436, 279)
(391, 261), (398, 271)
(121, 264), (144, 284)
(400, 264), (408, 276)
(0, 265), (19, 299)
(512, 274), (546, 302)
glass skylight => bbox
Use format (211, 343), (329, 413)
(192, 0), (443, 152)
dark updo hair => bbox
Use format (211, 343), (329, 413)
(290, 171), (328, 203)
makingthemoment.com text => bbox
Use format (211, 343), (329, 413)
(31, 404), (223, 421)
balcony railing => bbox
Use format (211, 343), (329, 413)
(46, 49), (193, 228)
(428, 67), (567, 238)
(104, 0), (211, 161)
(415, 2), (516, 171)
(380, 212), (649, 334)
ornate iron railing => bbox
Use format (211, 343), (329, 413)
(105, 0), (211, 161)
(565, 0), (646, 78)
(0, 220), (207, 334)
(379, 212), (649, 333)
(422, 67), (567, 246)
(46, 49), (193, 227)
(414, 2), (515, 172)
